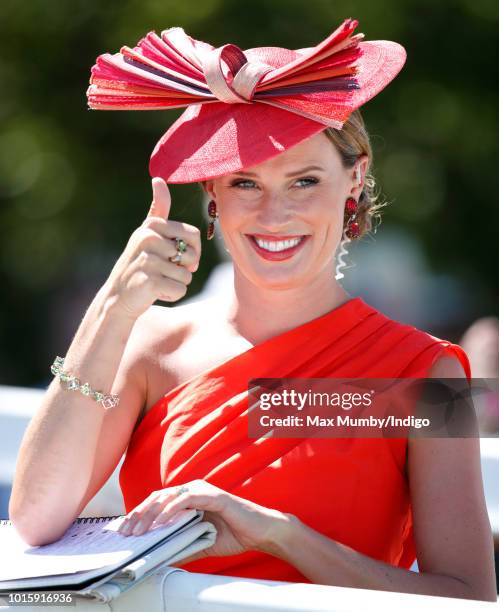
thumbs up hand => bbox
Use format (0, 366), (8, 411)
(102, 177), (202, 321)
(147, 177), (172, 220)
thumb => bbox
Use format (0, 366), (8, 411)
(147, 177), (171, 220)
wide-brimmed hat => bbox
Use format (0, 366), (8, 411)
(87, 18), (406, 183)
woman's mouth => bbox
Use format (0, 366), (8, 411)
(246, 234), (309, 261)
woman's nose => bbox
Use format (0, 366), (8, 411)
(255, 195), (292, 230)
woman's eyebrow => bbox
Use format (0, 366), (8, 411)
(231, 165), (325, 179)
(284, 165), (325, 177)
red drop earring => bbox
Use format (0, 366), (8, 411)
(344, 197), (360, 239)
(207, 200), (218, 240)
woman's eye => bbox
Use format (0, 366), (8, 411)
(229, 177), (318, 189)
(231, 179), (257, 189)
(295, 177), (319, 188)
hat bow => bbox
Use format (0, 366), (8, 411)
(201, 44), (274, 104)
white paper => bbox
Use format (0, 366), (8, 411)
(0, 509), (198, 582)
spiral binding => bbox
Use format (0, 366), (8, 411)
(0, 515), (122, 526)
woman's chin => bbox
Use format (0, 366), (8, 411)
(244, 268), (311, 291)
(232, 248), (315, 290)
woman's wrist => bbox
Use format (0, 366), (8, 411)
(60, 283), (138, 384)
(94, 281), (136, 323)
(257, 511), (301, 558)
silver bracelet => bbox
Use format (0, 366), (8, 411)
(50, 356), (120, 409)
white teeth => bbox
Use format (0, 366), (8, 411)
(254, 237), (303, 252)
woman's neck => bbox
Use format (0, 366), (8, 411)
(221, 268), (353, 346)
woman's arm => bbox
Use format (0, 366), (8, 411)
(9, 179), (199, 546)
(258, 356), (497, 602)
(262, 514), (495, 601)
(8, 283), (145, 546)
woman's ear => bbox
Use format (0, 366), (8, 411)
(204, 179), (216, 200)
(350, 154), (369, 200)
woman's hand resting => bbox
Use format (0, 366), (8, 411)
(102, 177), (201, 320)
(117, 479), (294, 558)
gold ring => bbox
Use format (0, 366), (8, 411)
(169, 251), (183, 265)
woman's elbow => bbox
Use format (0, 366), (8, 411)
(454, 575), (498, 603)
(9, 510), (69, 547)
(471, 588), (498, 603)
(475, 583), (498, 603)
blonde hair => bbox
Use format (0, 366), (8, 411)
(324, 108), (387, 238)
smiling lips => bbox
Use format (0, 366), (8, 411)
(246, 234), (309, 261)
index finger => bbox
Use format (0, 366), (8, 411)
(145, 218), (202, 260)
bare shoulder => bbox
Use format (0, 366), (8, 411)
(427, 352), (468, 378)
(128, 298), (215, 356)
(126, 297), (227, 419)
(407, 348), (469, 463)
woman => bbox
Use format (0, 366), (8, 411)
(10, 19), (496, 601)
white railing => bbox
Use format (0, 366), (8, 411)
(2, 569), (498, 611)
(107, 569), (499, 612)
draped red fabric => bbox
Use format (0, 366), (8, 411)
(119, 296), (472, 583)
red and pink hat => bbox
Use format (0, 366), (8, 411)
(87, 18), (406, 183)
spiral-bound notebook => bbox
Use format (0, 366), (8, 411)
(0, 510), (217, 599)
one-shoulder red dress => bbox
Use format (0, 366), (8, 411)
(119, 296), (471, 583)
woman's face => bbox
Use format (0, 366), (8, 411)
(205, 131), (367, 290)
